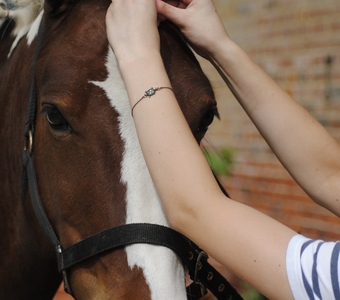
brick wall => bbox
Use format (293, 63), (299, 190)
(201, 0), (340, 241)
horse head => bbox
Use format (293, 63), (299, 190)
(0, 0), (218, 299)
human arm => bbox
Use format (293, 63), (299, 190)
(106, 1), (296, 299)
(157, 0), (340, 217)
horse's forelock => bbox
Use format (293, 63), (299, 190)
(0, 0), (44, 57)
(4, 0), (43, 27)
(10, 0), (43, 9)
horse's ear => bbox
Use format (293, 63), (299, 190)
(44, 0), (77, 14)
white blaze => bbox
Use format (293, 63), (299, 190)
(91, 49), (186, 300)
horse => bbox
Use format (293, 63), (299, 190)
(0, 0), (220, 299)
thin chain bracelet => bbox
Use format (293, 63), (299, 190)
(131, 87), (174, 117)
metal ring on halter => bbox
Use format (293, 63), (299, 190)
(27, 130), (33, 155)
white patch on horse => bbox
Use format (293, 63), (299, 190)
(6, 2), (42, 57)
(91, 48), (186, 300)
(26, 9), (42, 45)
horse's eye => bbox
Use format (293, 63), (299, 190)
(42, 105), (71, 132)
(198, 107), (220, 131)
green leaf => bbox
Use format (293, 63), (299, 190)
(204, 148), (236, 176)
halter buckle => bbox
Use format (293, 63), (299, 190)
(191, 250), (208, 297)
(57, 245), (73, 295)
(193, 250), (208, 283)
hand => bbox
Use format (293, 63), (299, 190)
(156, 0), (229, 58)
(106, 0), (161, 64)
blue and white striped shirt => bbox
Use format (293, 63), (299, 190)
(287, 235), (340, 300)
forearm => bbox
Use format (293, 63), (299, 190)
(210, 39), (340, 216)
(118, 55), (223, 220)
(119, 55), (295, 300)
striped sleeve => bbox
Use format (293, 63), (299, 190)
(286, 234), (340, 300)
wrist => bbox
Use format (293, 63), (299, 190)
(117, 53), (172, 106)
(207, 37), (253, 81)
(115, 47), (161, 67)
(205, 36), (237, 63)
(116, 50), (162, 72)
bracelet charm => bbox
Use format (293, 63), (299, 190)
(145, 88), (157, 97)
(131, 86), (173, 117)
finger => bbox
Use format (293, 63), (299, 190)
(156, 0), (185, 25)
(163, 0), (180, 7)
(163, 0), (192, 9)
(179, 0), (193, 7)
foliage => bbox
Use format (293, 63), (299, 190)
(204, 147), (236, 176)
(241, 283), (267, 300)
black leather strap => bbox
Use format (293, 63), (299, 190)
(22, 150), (61, 250)
(23, 19), (44, 139)
(57, 223), (242, 300)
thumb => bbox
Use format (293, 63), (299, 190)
(156, 0), (184, 26)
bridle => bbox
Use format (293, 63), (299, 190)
(21, 17), (243, 300)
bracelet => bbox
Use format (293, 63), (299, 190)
(131, 87), (173, 117)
